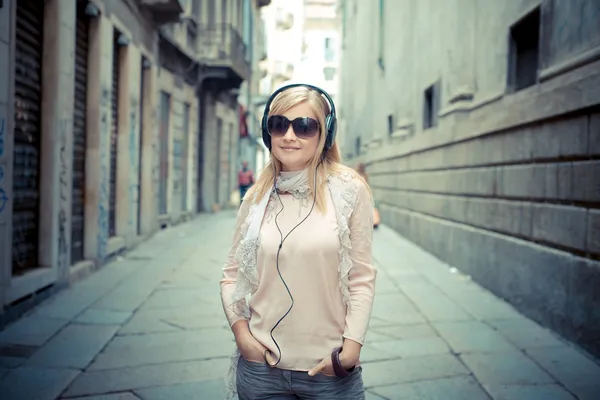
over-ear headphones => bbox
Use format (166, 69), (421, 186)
(261, 83), (337, 153)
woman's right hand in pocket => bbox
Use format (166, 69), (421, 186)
(236, 332), (268, 363)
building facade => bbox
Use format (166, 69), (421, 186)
(338, 0), (600, 357)
(0, 0), (269, 325)
(237, 0), (269, 189)
(252, 0), (341, 176)
(296, 0), (341, 102)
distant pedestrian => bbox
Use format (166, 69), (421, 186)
(238, 161), (254, 204)
(356, 163), (380, 229)
(220, 84), (377, 400)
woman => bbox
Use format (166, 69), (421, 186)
(356, 163), (380, 229)
(220, 84), (377, 400)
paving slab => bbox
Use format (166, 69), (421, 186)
(433, 320), (518, 354)
(63, 358), (230, 397)
(370, 375), (489, 400)
(361, 354), (470, 388)
(0, 315), (68, 347)
(117, 313), (181, 335)
(369, 293), (428, 326)
(0, 356), (25, 368)
(460, 350), (556, 386)
(134, 379), (226, 400)
(365, 391), (387, 400)
(483, 383), (576, 400)
(368, 324), (440, 341)
(373, 272), (400, 294)
(361, 337), (450, 363)
(75, 309), (133, 325)
(140, 288), (209, 310)
(106, 327), (233, 351)
(422, 281), (522, 323)
(487, 318), (567, 350)
(398, 281), (474, 322)
(32, 262), (140, 320)
(526, 345), (600, 400)
(0, 366), (79, 400)
(163, 313), (230, 331)
(27, 324), (119, 369)
(88, 337), (233, 370)
(65, 393), (140, 400)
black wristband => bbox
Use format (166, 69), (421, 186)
(331, 347), (355, 377)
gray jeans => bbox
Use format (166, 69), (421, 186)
(236, 357), (365, 400)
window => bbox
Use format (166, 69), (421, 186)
(207, 0), (215, 28)
(423, 82), (440, 129)
(323, 67), (336, 81)
(324, 37), (336, 61)
(192, 0), (201, 19)
(355, 136), (361, 156)
(387, 114), (394, 136)
(508, 7), (540, 91)
(186, 23), (197, 51)
(378, 0), (384, 70)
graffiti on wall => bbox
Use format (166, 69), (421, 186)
(128, 98), (139, 229)
(152, 107), (160, 197)
(0, 164), (7, 214)
(0, 117), (5, 158)
(98, 86), (111, 259)
(57, 118), (71, 268)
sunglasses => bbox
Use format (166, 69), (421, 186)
(267, 115), (320, 139)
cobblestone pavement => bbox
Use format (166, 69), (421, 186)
(0, 211), (599, 400)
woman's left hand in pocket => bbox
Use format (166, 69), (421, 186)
(308, 349), (358, 377)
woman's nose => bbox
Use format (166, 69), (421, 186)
(283, 124), (296, 141)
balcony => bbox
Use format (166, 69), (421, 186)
(273, 61), (294, 81)
(276, 11), (294, 30)
(257, 0), (272, 7)
(198, 23), (251, 90)
(139, 0), (184, 24)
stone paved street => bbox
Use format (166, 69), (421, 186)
(0, 211), (599, 400)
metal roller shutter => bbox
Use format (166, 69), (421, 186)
(137, 61), (145, 235)
(172, 101), (183, 212)
(109, 32), (120, 236)
(12, 0), (44, 274)
(181, 104), (190, 212)
(71, 7), (89, 264)
(215, 118), (222, 204)
(159, 91), (170, 215)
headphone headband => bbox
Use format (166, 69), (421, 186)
(261, 83), (337, 152)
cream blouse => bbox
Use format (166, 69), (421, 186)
(220, 170), (377, 371)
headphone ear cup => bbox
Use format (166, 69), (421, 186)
(324, 115), (337, 150)
(262, 117), (271, 150)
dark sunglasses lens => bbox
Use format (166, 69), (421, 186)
(267, 116), (289, 136)
(291, 118), (319, 138)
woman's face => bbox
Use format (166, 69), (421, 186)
(269, 101), (320, 171)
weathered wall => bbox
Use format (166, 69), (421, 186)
(338, 0), (600, 357)
(158, 68), (198, 225)
(0, 0), (14, 304)
(0, 0), (162, 314)
(201, 91), (239, 211)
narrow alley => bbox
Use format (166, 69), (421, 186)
(0, 211), (598, 399)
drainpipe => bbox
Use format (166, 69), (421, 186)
(241, 0), (255, 172)
(195, 73), (205, 213)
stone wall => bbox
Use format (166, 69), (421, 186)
(338, 0), (600, 357)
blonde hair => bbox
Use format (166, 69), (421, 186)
(245, 86), (369, 212)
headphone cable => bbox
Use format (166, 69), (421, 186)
(268, 160), (322, 367)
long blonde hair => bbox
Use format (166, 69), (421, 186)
(245, 86), (369, 212)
